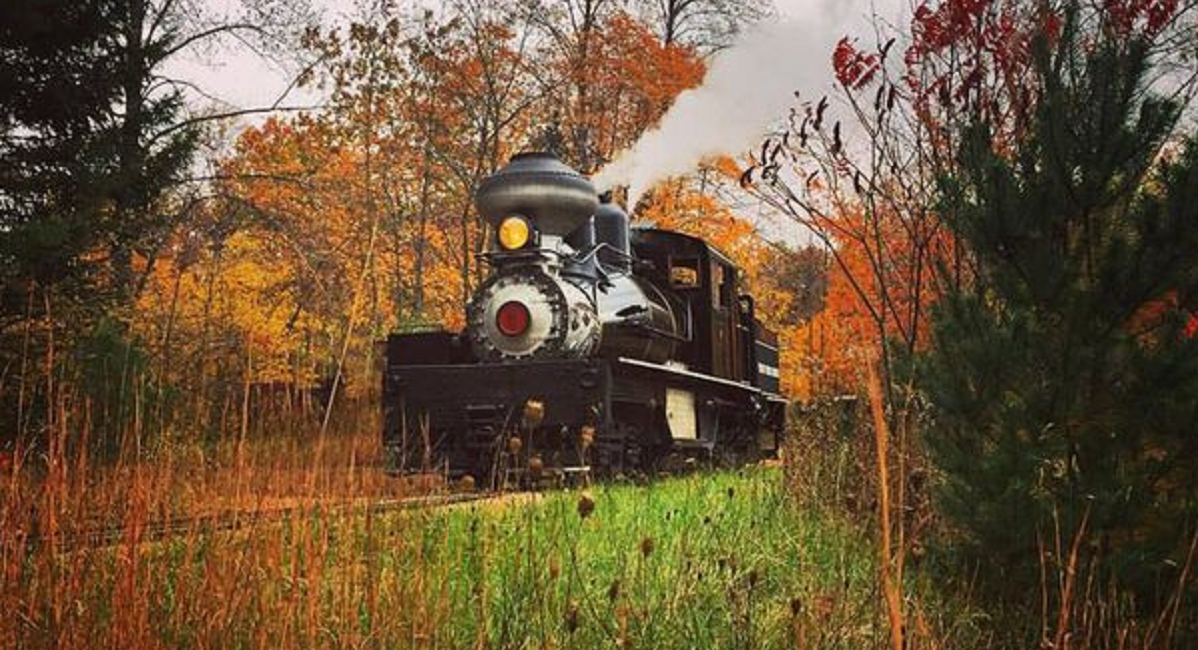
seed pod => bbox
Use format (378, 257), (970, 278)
(459, 475), (476, 492)
(507, 436), (523, 455)
(565, 600), (580, 632)
(911, 542), (925, 560)
(528, 455), (544, 478)
(523, 399), (545, 428)
(640, 536), (655, 558)
(577, 492), (595, 519)
(579, 425), (595, 450)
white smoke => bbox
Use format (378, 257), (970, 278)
(592, 0), (855, 207)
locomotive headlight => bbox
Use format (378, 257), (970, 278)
(496, 300), (531, 337)
(497, 215), (532, 250)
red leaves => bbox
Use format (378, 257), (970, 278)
(912, 0), (992, 53)
(833, 37), (880, 90)
(897, 0), (1178, 148)
(1129, 292), (1198, 342)
(1104, 0), (1179, 37)
(1146, 0), (1181, 35)
(1042, 11), (1064, 42)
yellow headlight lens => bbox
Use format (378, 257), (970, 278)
(498, 216), (531, 250)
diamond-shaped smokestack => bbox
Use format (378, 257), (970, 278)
(475, 152), (599, 238)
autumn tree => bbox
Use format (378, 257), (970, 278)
(156, 1), (548, 425)
(578, 11), (706, 164)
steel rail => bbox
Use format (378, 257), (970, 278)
(20, 490), (505, 552)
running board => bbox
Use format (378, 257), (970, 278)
(616, 357), (761, 395)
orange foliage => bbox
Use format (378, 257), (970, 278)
(811, 200), (956, 393)
(572, 12), (706, 163)
(135, 10), (712, 397)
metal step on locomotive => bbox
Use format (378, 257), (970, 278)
(383, 152), (786, 485)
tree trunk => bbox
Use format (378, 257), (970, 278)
(114, 0), (148, 302)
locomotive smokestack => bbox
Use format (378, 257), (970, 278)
(475, 152), (599, 238)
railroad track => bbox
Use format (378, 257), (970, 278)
(23, 490), (507, 552)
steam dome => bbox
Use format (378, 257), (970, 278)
(475, 152), (599, 238)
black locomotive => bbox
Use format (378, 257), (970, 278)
(383, 152), (786, 483)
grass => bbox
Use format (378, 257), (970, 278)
(417, 470), (878, 649)
(2, 445), (984, 650)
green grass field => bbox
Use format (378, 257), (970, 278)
(59, 468), (973, 649)
(402, 469), (875, 649)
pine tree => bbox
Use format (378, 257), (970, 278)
(0, 0), (200, 448)
(1, 0), (199, 310)
(922, 13), (1198, 598)
(1, 0), (124, 311)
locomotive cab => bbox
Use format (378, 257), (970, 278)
(383, 152), (786, 483)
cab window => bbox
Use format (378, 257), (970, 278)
(670, 258), (701, 288)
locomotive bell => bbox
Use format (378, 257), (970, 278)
(476, 152), (599, 239)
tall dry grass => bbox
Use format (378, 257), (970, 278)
(0, 379), (445, 649)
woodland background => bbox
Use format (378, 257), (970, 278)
(1, 0), (837, 454)
(4, 0), (1198, 648)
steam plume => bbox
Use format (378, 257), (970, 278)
(592, 1), (853, 207)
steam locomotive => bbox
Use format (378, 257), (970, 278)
(383, 152), (786, 483)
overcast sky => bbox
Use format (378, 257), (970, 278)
(167, 0), (910, 131)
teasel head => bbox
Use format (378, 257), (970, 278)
(639, 536), (655, 558)
(507, 436), (523, 455)
(909, 467), (927, 491)
(607, 578), (621, 602)
(577, 492), (595, 519)
(565, 600), (580, 633)
(528, 454), (544, 478)
(910, 541), (925, 560)
(579, 425), (595, 450)
(522, 399), (545, 428)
